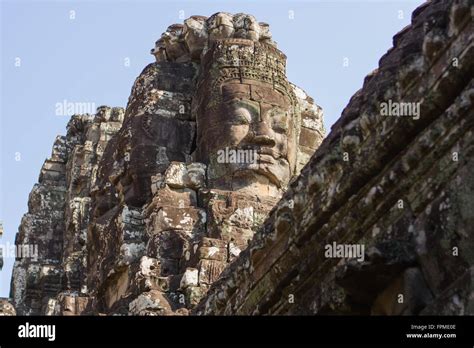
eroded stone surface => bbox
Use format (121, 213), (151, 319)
(12, 2), (471, 317)
(9, 13), (323, 315)
(195, 1), (474, 316)
(10, 107), (125, 315)
(0, 298), (16, 316)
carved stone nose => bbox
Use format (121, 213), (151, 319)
(251, 119), (276, 146)
(252, 134), (276, 147)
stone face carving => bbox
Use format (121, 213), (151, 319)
(9, 108), (125, 315)
(9, 13), (323, 316)
(194, 39), (299, 196)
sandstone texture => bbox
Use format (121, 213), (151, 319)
(10, 107), (124, 315)
(195, 0), (474, 315)
(0, 222), (15, 315)
(0, 221), (4, 271)
(0, 298), (16, 316)
(8, 1), (473, 316)
(9, 12), (323, 315)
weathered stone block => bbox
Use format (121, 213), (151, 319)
(198, 259), (226, 285)
(180, 268), (199, 289)
(147, 230), (190, 260)
(148, 206), (206, 237)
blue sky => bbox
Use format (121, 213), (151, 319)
(0, 0), (422, 297)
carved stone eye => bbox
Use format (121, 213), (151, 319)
(231, 107), (252, 125)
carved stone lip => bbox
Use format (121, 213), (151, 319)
(257, 147), (276, 154)
(257, 147), (282, 160)
(256, 153), (276, 165)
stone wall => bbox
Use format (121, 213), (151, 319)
(195, 0), (474, 315)
(0, 220), (4, 271)
(9, 13), (324, 315)
(83, 13), (323, 315)
(10, 1), (472, 316)
(0, 221), (15, 315)
(10, 107), (124, 315)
